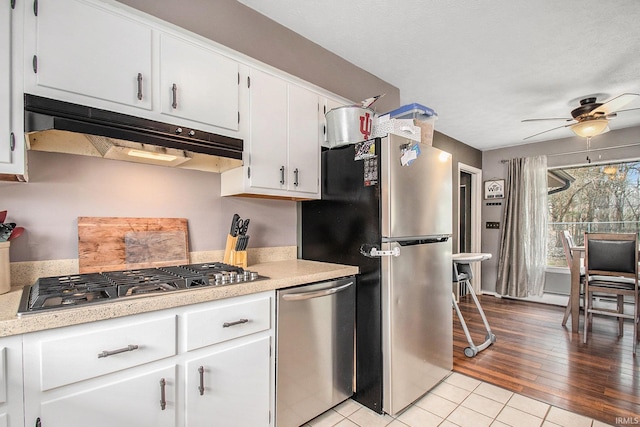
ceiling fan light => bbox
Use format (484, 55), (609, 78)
(571, 119), (609, 138)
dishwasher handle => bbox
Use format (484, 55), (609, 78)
(282, 281), (353, 301)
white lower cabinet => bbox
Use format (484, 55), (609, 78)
(185, 337), (271, 427)
(22, 291), (274, 427)
(0, 335), (24, 427)
(38, 364), (177, 427)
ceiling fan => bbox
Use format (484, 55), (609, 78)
(522, 93), (640, 140)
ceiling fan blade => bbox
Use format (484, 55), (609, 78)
(590, 93), (640, 116)
(610, 107), (640, 115)
(522, 117), (573, 123)
(523, 123), (573, 140)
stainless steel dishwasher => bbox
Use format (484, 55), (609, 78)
(276, 276), (355, 427)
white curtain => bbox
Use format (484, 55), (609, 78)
(496, 155), (548, 297)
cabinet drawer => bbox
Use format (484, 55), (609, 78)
(37, 316), (176, 391)
(184, 296), (271, 351)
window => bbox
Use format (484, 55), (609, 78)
(547, 161), (640, 267)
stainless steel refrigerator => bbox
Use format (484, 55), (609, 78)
(301, 134), (453, 416)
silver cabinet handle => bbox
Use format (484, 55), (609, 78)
(294, 168), (299, 187)
(159, 378), (167, 410)
(171, 83), (178, 109)
(198, 366), (205, 396)
(223, 318), (249, 328)
(137, 73), (143, 100)
(280, 166), (285, 185)
(282, 281), (353, 301)
(97, 344), (139, 358)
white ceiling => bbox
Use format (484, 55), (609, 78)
(238, 0), (640, 151)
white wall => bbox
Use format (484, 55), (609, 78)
(481, 126), (640, 294)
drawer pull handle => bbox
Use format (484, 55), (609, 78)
(97, 344), (139, 358)
(198, 366), (205, 395)
(222, 318), (249, 328)
(160, 378), (167, 410)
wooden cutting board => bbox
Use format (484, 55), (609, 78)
(78, 217), (189, 273)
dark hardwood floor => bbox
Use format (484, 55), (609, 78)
(452, 294), (640, 426)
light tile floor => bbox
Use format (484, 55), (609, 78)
(303, 373), (615, 427)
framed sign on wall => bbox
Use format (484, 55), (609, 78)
(484, 179), (505, 199)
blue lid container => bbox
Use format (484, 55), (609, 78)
(386, 103), (437, 120)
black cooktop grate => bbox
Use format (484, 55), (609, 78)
(19, 262), (265, 315)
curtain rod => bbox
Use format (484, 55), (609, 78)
(500, 141), (640, 163)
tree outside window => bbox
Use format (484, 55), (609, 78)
(547, 161), (640, 267)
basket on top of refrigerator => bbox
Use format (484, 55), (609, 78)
(373, 103), (437, 145)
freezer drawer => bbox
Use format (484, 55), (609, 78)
(276, 277), (355, 427)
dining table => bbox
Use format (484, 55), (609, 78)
(569, 246), (585, 333)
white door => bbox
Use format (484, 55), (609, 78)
(185, 337), (271, 427)
(0, 1), (11, 165)
(159, 33), (239, 131)
(287, 84), (319, 195)
(248, 68), (288, 191)
(38, 365), (176, 427)
(35, 0), (152, 110)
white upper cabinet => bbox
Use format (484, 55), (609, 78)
(247, 68), (289, 192)
(159, 33), (239, 131)
(0, 0), (25, 180)
(221, 68), (321, 200)
(0, 1), (10, 165)
(287, 84), (321, 195)
(32, 0), (153, 110)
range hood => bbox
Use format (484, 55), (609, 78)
(24, 94), (243, 173)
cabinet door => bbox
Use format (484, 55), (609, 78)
(0, 1), (10, 166)
(185, 337), (271, 427)
(288, 85), (319, 195)
(159, 33), (239, 131)
(248, 69), (288, 191)
(34, 0), (152, 110)
(0, 336), (24, 427)
(37, 365), (176, 427)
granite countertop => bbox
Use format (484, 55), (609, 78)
(0, 259), (358, 337)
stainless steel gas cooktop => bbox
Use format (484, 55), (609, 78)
(17, 262), (265, 316)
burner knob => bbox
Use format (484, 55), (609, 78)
(213, 273), (224, 284)
(228, 272), (238, 282)
(249, 271), (259, 280)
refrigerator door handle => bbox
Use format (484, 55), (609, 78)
(281, 281), (354, 301)
(360, 244), (400, 258)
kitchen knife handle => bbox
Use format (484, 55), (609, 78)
(159, 378), (167, 410)
(198, 366), (205, 395)
(280, 166), (285, 185)
(137, 73), (143, 100)
(222, 318), (249, 328)
(97, 344), (139, 358)
(171, 83), (178, 109)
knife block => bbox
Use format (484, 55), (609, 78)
(223, 235), (247, 269)
(223, 234), (237, 264)
(228, 250), (247, 269)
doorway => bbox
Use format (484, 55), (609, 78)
(457, 163), (482, 292)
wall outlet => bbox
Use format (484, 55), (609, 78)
(486, 221), (500, 229)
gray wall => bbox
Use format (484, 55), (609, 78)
(1, 151), (296, 262)
(433, 131), (482, 252)
(481, 126), (640, 294)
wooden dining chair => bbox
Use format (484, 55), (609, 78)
(560, 230), (584, 326)
(582, 232), (639, 354)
